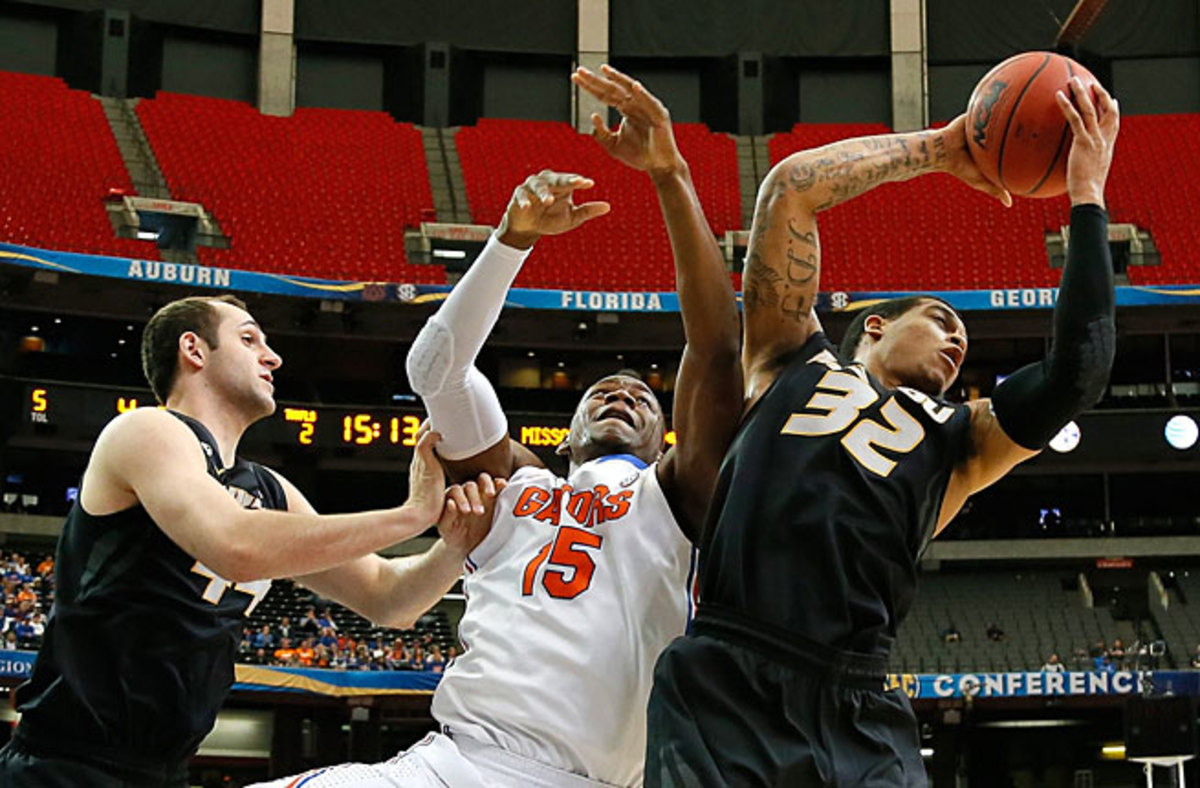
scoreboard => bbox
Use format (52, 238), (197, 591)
(13, 380), (675, 460)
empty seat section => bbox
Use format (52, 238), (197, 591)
(0, 71), (158, 260)
(768, 122), (1071, 291)
(456, 118), (741, 290)
(137, 93), (440, 283)
(1106, 114), (1200, 286)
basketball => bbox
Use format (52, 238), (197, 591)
(965, 51), (1098, 198)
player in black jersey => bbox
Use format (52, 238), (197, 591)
(0, 294), (492, 787)
(646, 80), (1120, 786)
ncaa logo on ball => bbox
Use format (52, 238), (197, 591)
(971, 79), (1007, 148)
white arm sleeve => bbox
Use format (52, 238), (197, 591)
(405, 234), (532, 461)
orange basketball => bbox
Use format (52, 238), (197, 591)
(965, 51), (1097, 199)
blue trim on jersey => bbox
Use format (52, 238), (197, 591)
(293, 767), (331, 787)
(593, 453), (648, 470)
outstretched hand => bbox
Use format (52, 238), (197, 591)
(572, 64), (685, 179)
(497, 170), (611, 250)
(940, 114), (1013, 207)
(438, 473), (506, 558)
(1056, 77), (1119, 208)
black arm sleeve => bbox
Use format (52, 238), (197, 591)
(991, 204), (1116, 449)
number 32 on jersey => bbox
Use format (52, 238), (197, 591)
(782, 350), (953, 477)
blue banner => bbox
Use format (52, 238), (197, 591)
(0, 649), (36, 679)
(4, 241), (1200, 312)
(885, 670), (1148, 699)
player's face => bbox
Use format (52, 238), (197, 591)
(206, 302), (283, 419)
(875, 300), (967, 396)
(567, 375), (665, 464)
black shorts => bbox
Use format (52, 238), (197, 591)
(0, 739), (188, 788)
(645, 629), (927, 788)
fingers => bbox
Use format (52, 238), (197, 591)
(573, 65), (666, 120)
(462, 481), (485, 515)
(1056, 89), (1086, 139)
(414, 429), (442, 463)
(446, 484), (471, 515)
(510, 172), (594, 215)
(571, 200), (612, 226)
(476, 472), (496, 498)
(1069, 77), (1099, 136)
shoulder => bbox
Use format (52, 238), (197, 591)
(94, 407), (204, 464)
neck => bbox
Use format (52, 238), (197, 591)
(859, 351), (900, 391)
(164, 390), (249, 468)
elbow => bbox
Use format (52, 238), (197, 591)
(406, 317), (451, 397)
(372, 608), (418, 631)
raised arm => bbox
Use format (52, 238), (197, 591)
(741, 117), (1011, 400)
(405, 171), (609, 484)
(82, 407), (448, 583)
(573, 65), (742, 539)
(937, 78), (1119, 535)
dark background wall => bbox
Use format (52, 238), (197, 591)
(2, 0), (1199, 128)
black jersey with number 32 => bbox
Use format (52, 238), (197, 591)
(698, 332), (971, 657)
(13, 412), (286, 772)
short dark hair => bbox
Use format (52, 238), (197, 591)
(838, 295), (959, 358)
(141, 294), (247, 403)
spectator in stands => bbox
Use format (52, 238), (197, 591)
(35, 555), (53, 578)
(316, 607), (338, 632)
(250, 623), (275, 651)
(446, 645), (458, 664)
(425, 644), (446, 673)
(298, 606), (320, 635)
(16, 584), (36, 606)
(1190, 646), (1200, 669)
(13, 618), (36, 650)
(1041, 653), (1065, 673)
(942, 623), (962, 644)
(986, 622), (1006, 642)
(317, 626), (337, 650)
(251, 647), (269, 666)
(277, 614), (293, 643)
(386, 639), (410, 671)
(295, 638), (315, 667)
(312, 644), (331, 669)
(2, 631), (17, 651)
(1110, 637), (1126, 667)
(273, 637), (297, 666)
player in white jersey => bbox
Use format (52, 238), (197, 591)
(254, 64), (743, 787)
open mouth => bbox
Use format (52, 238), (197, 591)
(597, 406), (636, 428)
(939, 348), (963, 371)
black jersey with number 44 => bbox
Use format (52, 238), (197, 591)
(698, 332), (972, 657)
(13, 412), (286, 773)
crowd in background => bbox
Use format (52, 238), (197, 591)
(235, 606), (456, 673)
(0, 552), (53, 652)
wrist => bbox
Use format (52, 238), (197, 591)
(496, 215), (538, 250)
(649, 157), (690, 187)
(1070, 189), (1106, 209)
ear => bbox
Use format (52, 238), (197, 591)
(863, 314), (887, 343)
(178, 331), (206, 372)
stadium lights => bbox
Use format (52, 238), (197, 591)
(432, 249), (467, 259)
(136, 229), (159, 241)
(1100, 743), (1126, 760)
(977, 719), (1087, 729)
(920, 748), (934, 758)
(1164, 415), (1199, 450)
(1048, 421), (1081, 453)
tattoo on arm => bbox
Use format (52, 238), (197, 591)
(788, 131), (947, 212)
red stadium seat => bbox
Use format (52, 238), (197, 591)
(0, 71), (160, 260)
(456, 118), (741, 291)
(137, 92), (441, 284)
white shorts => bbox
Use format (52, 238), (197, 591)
(248, 732), (617, 788)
